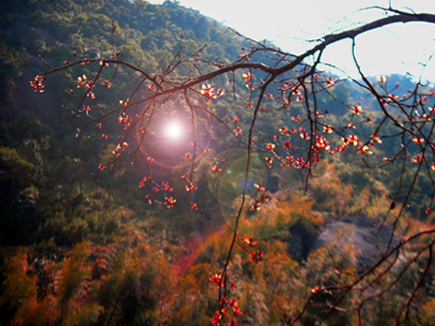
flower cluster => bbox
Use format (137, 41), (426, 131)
(200, 84), (224, 103)
(30, 75), (46, 93)
(250, 249), (264, 262)
(209, 273), (223, 287)
(212, 296), (243, 326)
(164, 196), (176, 208)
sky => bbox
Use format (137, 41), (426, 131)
(147, 0), (435, 81)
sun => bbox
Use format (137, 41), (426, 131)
(164, 121), (184, 140)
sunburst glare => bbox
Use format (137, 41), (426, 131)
(164, 120), (184, 140)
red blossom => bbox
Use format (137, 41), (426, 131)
(139, 177), (149, 188)
(212, 165), (222, 172)
(250, 201), (262, 211)
(119, 98), (129, 107)
(412, 154), (423, 163)
(344, 135), (360, 147)
(293, 157), (306, 169)
(185, 182), (197, 191)
(325, 77), (335, 86)
(81, 105), (91, 113)
(336, 145), (348, 153)
(372, 135), (382, 144)
(353, 105), (363, 115)
(266, 143), (276, 151)
(323, 125), (332, 134)
(315, 136), (330, 150)
(76, 74), (87, 88)
(292, 114), (301, 121)
(86, 91), (96, 99)
(209, 273), (223, 287)
(162, 181), (173, 192)
(164, 196), (176, 208)
(240, 51), (249, 60)
(254, 184), (266, 191)
(118, 113), (132, 126)
(85, 81), (95, 89)
(102, 80), (111, 88)
(188, 202), (198, 210)
(283, 141), (292, 149)
(299, 128), (309, 139)
(279, 126), (289, 135)
(251, 249), (264, 262)
(265, 157), (273, 169)
(30, 75), (46, 93)
(242, 72), (252, 82)
(244, 237), (258, 246)
(295, 95), (304, 102)
(260, 105), (269, 112)
(357, 145), (373, 155)
(311, 286), (320, 293)
(200, 84), (218, 103)
(412, 138), (425, 145)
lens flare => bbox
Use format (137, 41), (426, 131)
(165, 121), (184, 140)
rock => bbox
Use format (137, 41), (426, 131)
(286, 221), (320, 261)
(312, 216), (399, 272)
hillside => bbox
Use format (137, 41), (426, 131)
(1, 1), (435, 325)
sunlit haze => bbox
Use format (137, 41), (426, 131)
(147, 0), (435, 81)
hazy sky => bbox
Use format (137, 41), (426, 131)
(147, 0), (435, 80)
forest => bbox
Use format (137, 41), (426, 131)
(1, 0), (435, 325)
